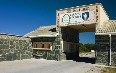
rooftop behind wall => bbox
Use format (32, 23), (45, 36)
(24, 25), (57, 38)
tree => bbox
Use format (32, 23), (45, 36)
(79, 43), (95, 53)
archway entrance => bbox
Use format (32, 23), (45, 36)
(56, 3), (109, 63)
(59, 23), (95, 63)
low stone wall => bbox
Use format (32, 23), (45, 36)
(33, 49), (61, 60)
(0, 34), (32, 61)
(95, 35), (116, 66)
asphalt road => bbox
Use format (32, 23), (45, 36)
(0, 52), (102, 73)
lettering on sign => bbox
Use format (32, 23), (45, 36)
(60, 11), (95, 26)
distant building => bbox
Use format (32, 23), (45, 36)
(24, 25), (57, 51)
(24, 25), (61, 60)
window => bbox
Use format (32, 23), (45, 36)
(34, 44), (37, 48)
(42, 44), (44, 48)
(38, 44), (40, 48)
(48, 44), (51, 48)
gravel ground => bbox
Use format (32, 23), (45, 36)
(79, 52), (95, 58)
(0, 53), (103, 73)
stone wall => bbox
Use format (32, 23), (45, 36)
(0, 34), (32, 61)
(111, 35), (116, 66)
(95, 35), (109, 65)
(95, 35), (116, 66)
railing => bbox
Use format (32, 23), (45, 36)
(33, 48), (51, 51)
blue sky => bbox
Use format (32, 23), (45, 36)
(0, 0), (116, 44)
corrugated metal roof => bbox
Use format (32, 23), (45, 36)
(96, 20), (116, 33)
(24, 25), (57, 38)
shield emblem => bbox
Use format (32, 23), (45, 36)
(82, 12), (89, 21)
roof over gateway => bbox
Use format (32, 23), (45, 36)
(24, 25), (57, 38)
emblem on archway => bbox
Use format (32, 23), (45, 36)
(62, 14), (70, 24)
(82, 12), (89, 21)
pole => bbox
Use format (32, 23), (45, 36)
(109, 34), (111, 65)
(58, 27), (61, 60)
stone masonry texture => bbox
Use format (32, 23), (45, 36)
(95, 35), (116, 66)
(0, 34), (32, 61)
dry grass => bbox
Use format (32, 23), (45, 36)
(101, 67), (116, 73)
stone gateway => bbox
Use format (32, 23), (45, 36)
(0, 3), (116, 66)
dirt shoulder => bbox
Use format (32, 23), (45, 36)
(101, 67), (116, 73)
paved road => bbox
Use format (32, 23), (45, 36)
(0, 53), (102, 73)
